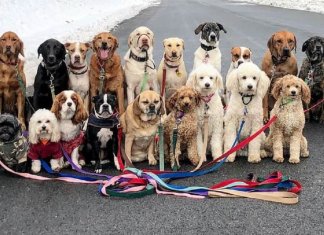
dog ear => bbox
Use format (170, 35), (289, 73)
(64, 42), (71, 51)
(163, 39), (167, 48)
(28, 117), (38, 144)
(186, 70), (197, 88)
(217, 23), (227, 33)
(257, 71), (270, 98)
(194, 90), (201, 106)
(181, 39), (185, 50)
(18, 37), (24, 57)
(50, 114), (61, 143)
(302, 39), (309, 52)
(50, 93), (62, 119)
(58, 42), (66, 60)
(167, 90), (178, 110)
(226, 70), (239, 92)
(159, 96), (166, 115)
(271, 77), (284, 100)
(300, 79), (311, 104)
(293, 34), (297, 53)
(128, 33), (133, 48)
(37, 41), (45, 59)
(133, 95), (142, 116)
(216, 74), (224, 91)
(72, 94), (89, 125)
(113, 36), (119, 51)
(267, 34), (275, 54)
(194, 23), (206, 35)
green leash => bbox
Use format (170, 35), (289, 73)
(140, 71), (149, 93)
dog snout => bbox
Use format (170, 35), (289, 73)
(205, 83), (210, 88)
(74, 55), (80, 61)
(102, 104), (108, 109)
(42, 125), (46, 130)
(210, 34), (216, 41)
(238, 60), (243, 66)
(101, 41), (108, 49)
(316, 45), (322, 51)
(283, 47), (290, 56)
(142, 38), (148, 45)
(48, 55), (56, 63)
(6, 45), (11, 51)
(291, 90), (296, 95)
(67, 102), (72, 107)
(247, 85), (253, 90)
(149, 104), (155, 110)
(172, 51), (177, 57)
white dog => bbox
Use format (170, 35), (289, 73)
(186, 64), (224, 162)
(124, 26), (159, 104)
(224, 62), (270, 163)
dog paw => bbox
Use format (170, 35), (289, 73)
(95, 162), (102, 173)
(301, 150), (309, 158)
(79, 159), (86, 166)
(273, 157), (284, 163)
(31, 160), (41, 173)
(289, 158), (300, 164)
(63, 161), (70, 168)
(226, 155), (236, 162)
(148, 158), (157, 166)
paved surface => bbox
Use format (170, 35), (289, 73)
(3, 0), (324, 234)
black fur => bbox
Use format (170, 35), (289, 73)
(194, 22), (227, 44)
(302, 36), (324, 64)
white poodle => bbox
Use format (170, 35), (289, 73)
(186, 63), (224, 162)
(28, 109), (63, 173)
(224, 62), (270, 163)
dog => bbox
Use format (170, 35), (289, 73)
(89, 32), (125, 114)
(0, 113), (28, 171)
(299, 36), (324, 123)
(186, 64), (224, 163)
(84, 93), (120, 172)
(120, 90), (165, 166)
(164, 86), (200, 169)
(261, 31), (298, 122)
(192, 22), (227, 72)
(51, 90), (88, 169)
(65, 42), (91, 111)
(33, 39), (69, 110)
(157, 37), (187, 100)
(28, 109), (63, 173)
(0, 31), (26, 129)
(224, 62), (270, 163)
(265, 75), (311, 163)
(124, 26), (159, 104)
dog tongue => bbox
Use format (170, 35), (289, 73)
(100, 49), (109, 60)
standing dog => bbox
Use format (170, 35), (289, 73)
(89, 32), (124, 113)
(193, 22), (227, 72)
(33, 39), (69, 110)
(0, 31), (26, 129)
(124, 26), (159, 104)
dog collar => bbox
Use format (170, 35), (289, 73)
(200, 43), (216, 51)
(87, 113), (119, 128)
(0, 57), (18, 66)
(271, 55), (288, 66)
(239, 93), (254, 106)
(200, 93), (215, 103)
(164, 54), (182, 68)
(68, 63), (88, 75)
(129, 50), (148, 62)
(41, 60), (63, 72)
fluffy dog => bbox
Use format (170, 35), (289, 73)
(0, 31), (26, 129)
(186, 64), (224, 162)
(89, 32), (124, 113)
(261, 31), (298, 122)
(28, 109), (62, 173)
(0, 113), (28, 171)
(51, 90), (88, 169)
(84, 93), (120, 172)
(265, 75), (311, 163)
(164, 86), (200, 168)
(120, 90), (165, 165)
(65, 42), (91, 111)
(193, 22), (227, 72)
(124, 26), (159, 104)
(157, 37), (187, 100)
(299, 36), (324, 123)
(224, 62), (270, 163)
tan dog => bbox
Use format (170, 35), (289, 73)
(157, 37), (187, 100)
(261, 31), (298, 122)
(0, 31), (26, 130)
(120, 90), (165, 166)
(89, 32), (124, 113)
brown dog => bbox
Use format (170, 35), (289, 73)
(261, 31), (298, 122)
(89, 32), (124, 114)
(0, 31), (26, 129)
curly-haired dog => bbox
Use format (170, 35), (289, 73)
(265, 75), (310, 163)
(28, 109), (62, 173)
(224, 62), (270, 163)
(186, 64), (224, 162)
(164, 86), (200, 168)
(299, 36), (324, 123)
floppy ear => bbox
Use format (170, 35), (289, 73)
(257, 71), (270, 98)
(64, 42), (71, 51)
(217, 23), (227, 33)
(28, 118), (38, 144)
(181, 39), (185, 50)
(72, 94), (88, 125)
(58, 42), (66, 60)
(50, 94), (62, 119)
(194, 90), (201, 106)
(293, 34), (297, 53)
(194, 23), (206, 35)
(186, 70), (197, 88)
(92, 35), (97, 52)
(271, 77), (284, 100)
(267, 34), (275, 53)
(84, 42), (91, 50)
(302, 39), (309, 52)
(300, 79), (311, 104)
(113, 36), (119, 51)
(133, 95), (142, 116)
(226, 70), (239, 92)
(216, 74), (224, 90)
(18, 37), (24, 57)
(167, 91), (178, 110)
(37, 41), (45, 58)
(163, 39), (167, 48)
(50, 116), (61, 143)
(159, 96), (166, 115)
(128, 33), (133, 48)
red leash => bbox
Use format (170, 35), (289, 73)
(161, 67), (167, 97)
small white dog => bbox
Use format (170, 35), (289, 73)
(124, 26), (159, 104)
(28, 109), (63, 173)
(186, 64), (224, 162)
(224, 62), (270, 163)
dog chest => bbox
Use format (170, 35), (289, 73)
(97, 128), (113, 148)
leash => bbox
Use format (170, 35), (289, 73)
(171, 110), (185, 171)
(161, 67), (167, 97)
(158, 115), (165, 171)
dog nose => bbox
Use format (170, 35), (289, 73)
(42, 126), (46, 130)
(210, 34), (216, 40)
(142, 38), (148, 44)
(238, 61), (243, 66)
(101, 42), (108, 49)
(291, 90), (296, 95)
(316, 45), (322, 50)
(6, 45), (11, 51)
(172, 51), (177, 57)
(75, 55), (80, 60)
(102, 104), (108, 109)
(205, 83), (210, 88)
(283, 47), (290, 55)
(149, 104), (155, 109)
(48, 55), (55, 63)
(247, 85), (253, 90)
(67, 102), (72, 107)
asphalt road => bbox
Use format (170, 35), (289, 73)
(3, 0), (324, 234)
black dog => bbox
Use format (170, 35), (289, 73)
(194, 22), (227, 46)
(0, 113), (28, 171)
(299, 36), (324, 122)
(84, 93), (120, 172)
(33, 39), (69, 110)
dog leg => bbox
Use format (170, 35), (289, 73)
(196, 128), (205, 162)
(31, 160), (41, 173)
(187, 137), (199, 166)
(124, 134), (134, 167)
(148, 140), (157, 165)
(126, 86), (135, 104)
(16, 90), (26, 130)
(272, 131), (284, 163)
(50, 158), (63, 172)
(248, 123), (262, 163)
(71, 147), (81, 169)
(211, 124), (223, 161)
(289, 131), (302, 164)
(117, 86), (125, 114)
(300, 135), (309, 158)
(224, 119), (237, 162)
(262, 95), (269, 124)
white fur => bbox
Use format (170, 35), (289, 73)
(193, 41), (222, 72)
(97, 128), (113, 148)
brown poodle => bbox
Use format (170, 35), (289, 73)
(265, 75), (311, 163)
(163, 86), (200, 168)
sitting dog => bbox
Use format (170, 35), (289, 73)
(0, 113), (28, 171)
(65, 42), (91, 111)
(33, 39), (69, 110)
(261, 31), (298, 122)
(265, 75), (310, 163)
(164, 86), (200, 169)
(224, 62), (270, 163)
(0, 31), (26, 129)
(157, 37), (187, 100)
(186, 64), (224, 162)
(51, 90), (88, 169)
(299, 36), (324, 123)
(28, 109), (63, 173)
(124, 26), (159, 104)
(193, 22), (227, 72)
(120, 90), (165, 166)
(84, 93), (120, 172)
(89, 32), (124, 114)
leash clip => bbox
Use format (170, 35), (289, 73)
(99, 68), (106, 80)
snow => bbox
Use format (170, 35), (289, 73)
(0, 0), (160, 86)
(230, 0), (324, 14)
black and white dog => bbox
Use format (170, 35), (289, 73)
(299, 36), (324, 122)
(33, 39), (69, 110)
(193, 22), (227, 72)
(84, 93), (120, 172)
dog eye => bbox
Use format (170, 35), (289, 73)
(188, 96), (193, 100)
(176, 44), (180, 47)
(287, 85), (290, 88)
(1, 38), (5, 41)
(277, 40), (283, 44)
(12, 38), (17, 42)
(37, 120), (41, 123)
(242, 76), (247, 80)
(147, 32), (150, 35)
(253, 76), (256, 80)
(142, 101), (149, 104)
(136, 33), (140, 36)
(167, 44), (171, 47)
(71, 49), (75, 52)
(210, 76), (213, 80)
(80, 49), (85, 53)
(295, 85), (299, 88)
(98, 37), (102, 40)
(180, 96), (184, 99)
(288, 39), (293, 43)
(46, 120), (50, 123)
(154, 100), (159, 104)
(200, 76), (204, 80)
(243, 55), (249, 59)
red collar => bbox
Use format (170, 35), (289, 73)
(0, 57), (18, 66)
(68, 63), (86, 70)
(200, 93), (215, 103)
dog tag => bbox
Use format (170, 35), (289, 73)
(176, 69), (182, 77)
(203, 53), (209, 63)
(99, 68), (106, 80)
